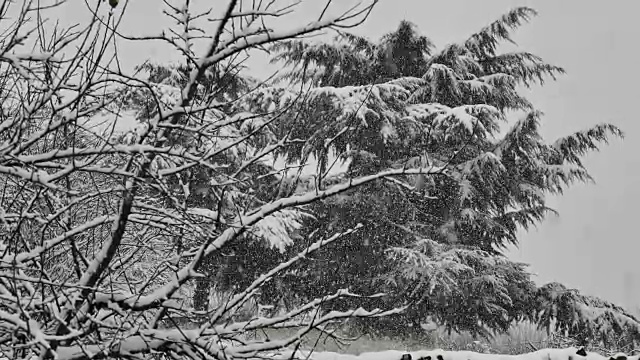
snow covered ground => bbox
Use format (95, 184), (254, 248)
(264, 347), (629, 360)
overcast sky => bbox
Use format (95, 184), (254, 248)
(59, 0), (639, 309)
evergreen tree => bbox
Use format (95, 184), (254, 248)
(111, 6), (636, 344)
(224, 7), (632, 342)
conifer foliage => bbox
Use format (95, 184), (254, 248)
(241, 7), (630, 342)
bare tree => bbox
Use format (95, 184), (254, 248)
(0, 1), (447, 359)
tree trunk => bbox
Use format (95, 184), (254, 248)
(193, 277), (211, 311)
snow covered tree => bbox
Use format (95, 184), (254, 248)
(121, 61), (275, 313)
(230, 7), (632, 343)
(0, 1), (437, 359)
(534, 283), (640, 349)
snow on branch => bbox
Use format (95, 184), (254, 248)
(0, 1), (424, 359)
(202, 224), (365, 330)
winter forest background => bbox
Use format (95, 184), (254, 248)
(0, 0), (638, 359)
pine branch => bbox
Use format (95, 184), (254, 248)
(464, 7), (538, 59)
(553, 123), (624, 168)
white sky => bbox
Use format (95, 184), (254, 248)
(53, 1), (640, 310)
